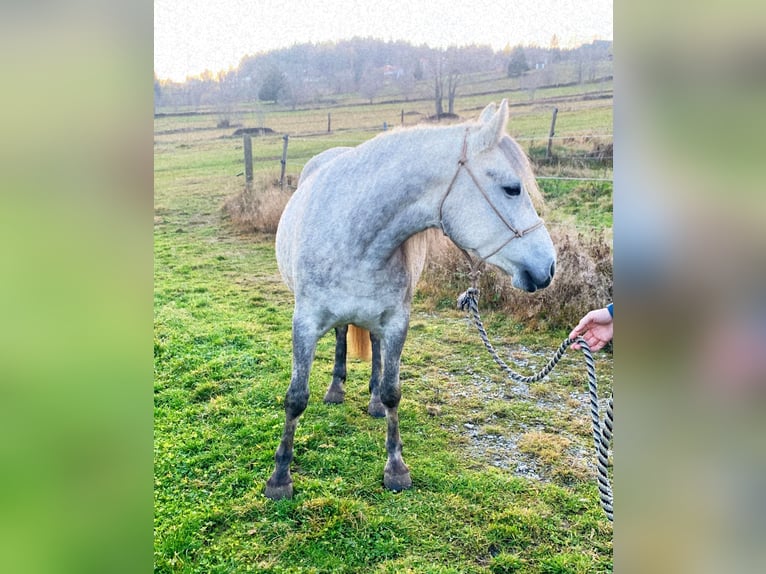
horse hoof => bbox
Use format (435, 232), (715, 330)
(384, 470), (412, 492)
(323, 389), (345, 404)
(367, 399), (386, 418)
(264, 480), (293, 500)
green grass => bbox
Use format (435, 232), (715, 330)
(155, 85), (612, 573)
(539, 179), (613, 230)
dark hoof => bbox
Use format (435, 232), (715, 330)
(264, 480), (293, 500)
(367, 398), (386, 418)
(384, 470), (412, 492)
(323, 388), (345, 404)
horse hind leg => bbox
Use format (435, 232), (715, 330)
(367, 333), (385, 418)
(265, 317), (319, 500)
(323, 325), (348, 404)
(325, 326), (385, 417)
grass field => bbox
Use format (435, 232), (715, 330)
(154, 84), (613, 573)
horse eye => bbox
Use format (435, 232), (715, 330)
(502, 184), (521, 197)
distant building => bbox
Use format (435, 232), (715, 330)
(382, 64), (404, 79)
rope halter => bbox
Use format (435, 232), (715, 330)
(438, 128), (545, 272)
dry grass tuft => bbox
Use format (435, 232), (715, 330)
(506, 225), (613, 329)
(418, 223), (612, 330)
(222, 171), (294, 234)
(517, 430), (571, 464)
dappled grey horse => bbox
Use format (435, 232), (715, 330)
(266, 100), (556, 499)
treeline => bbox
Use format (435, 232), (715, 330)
(154, 37), (612, 115)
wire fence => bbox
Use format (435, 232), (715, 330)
(241, 133), (613, 184)
(232, 125), (613, 235)
(220, 100), (614, 186)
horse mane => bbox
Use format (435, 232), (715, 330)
(347, 227), (438, 361)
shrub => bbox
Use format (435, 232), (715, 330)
(222, 171), (294, 234)
(417, 224), (612, 330)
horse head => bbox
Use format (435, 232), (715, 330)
(439, 100), (556, 292)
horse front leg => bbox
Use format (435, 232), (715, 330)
(367, 333), (386, 418)
(380, 322), (412, 491)
(323, 325), (348, 404)
(265, 317), (319, 500)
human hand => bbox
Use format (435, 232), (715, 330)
(569, 307), (613, 351)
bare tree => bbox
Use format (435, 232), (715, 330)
(359, 66), (384, 104)
(433, 73), (444, 116)
(283, 74), (317, 110)
(153, 72), (162, 113)
(428, 46), (488, 117)
(444, 47), (462, 115)
(397, 70), (416, 101)
(520, 69), (544, 100)
(427, 50), (445, 117)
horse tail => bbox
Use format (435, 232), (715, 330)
(347, 324), (372, 361)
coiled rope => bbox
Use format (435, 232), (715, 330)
(457, 287), (614, 522)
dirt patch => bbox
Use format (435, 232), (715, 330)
(232, 127), (277, 136)
(423, 112), (462, 123)
(431, 338), (611, 486)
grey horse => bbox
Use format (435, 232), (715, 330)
(266, 100), (556, 499)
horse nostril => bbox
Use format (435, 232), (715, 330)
(550, 261), (556, 278)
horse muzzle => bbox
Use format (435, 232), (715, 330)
(514, 260), (555, 292)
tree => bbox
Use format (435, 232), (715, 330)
(427, 46), (485, 117)
(520, 69), (544, 100)
(430, 53), (444, 116)
(506, 46), (529, 78)
(427, 49), (453, 116)
(444, 47), (462, 115)
(258, 67), (285, 103)
(359, 66), (383, 104)
(397, 70), (416, 101)
(549, 34), (562, 63)
(153, 72), (162, 113)
(214, 70), (239, 127)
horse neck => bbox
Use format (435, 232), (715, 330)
(359, 126), (465, 249)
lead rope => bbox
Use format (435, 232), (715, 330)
(457, 286), (614, 522)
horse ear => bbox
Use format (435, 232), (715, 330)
(477, 102), (497, 123)
(473, 99), (508, 151)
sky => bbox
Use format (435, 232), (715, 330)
(154, 0), (613, 82)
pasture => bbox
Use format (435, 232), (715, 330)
(154, 89), (613, 572)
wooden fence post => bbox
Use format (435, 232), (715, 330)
(280, 134), (289, 189)
(546, 107), (558, 160)
(243, 134), (253, 185)
(327, 112), (331, 133)
(401, 109), (404, 126)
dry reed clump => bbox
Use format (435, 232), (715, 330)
(417, 224), (612, 330)
(222, 172), (294, 234)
